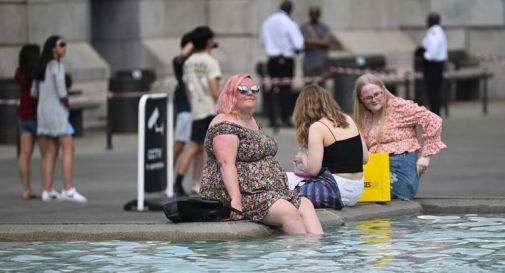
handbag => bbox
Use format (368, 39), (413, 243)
(293, 168), (344, 210)
(162, 197), (234, 223)
(359, 153), (391, 202)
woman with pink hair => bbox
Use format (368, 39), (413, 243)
(200, 74), (323, 235)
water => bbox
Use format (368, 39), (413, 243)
(1, 214), (505, 272)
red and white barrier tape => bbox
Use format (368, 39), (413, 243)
(444, 67), (493, 78)
(107, 91), (152, 98)
(0, 90), (169, 106)
(261, 66), (409, 85)
(0, 66), (494, 106)
(470, 53), (505, 65)
(260, 65), (493, 86)
(0, 99), (18, 106)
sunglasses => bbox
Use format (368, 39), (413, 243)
(57, 42), (67, 48)
(237, 85), (260, 95)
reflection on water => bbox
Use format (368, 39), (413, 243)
(1, 214), (505, 272)
(357, 218), (394, 268)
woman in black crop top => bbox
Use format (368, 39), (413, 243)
(292, 85), (368, 207)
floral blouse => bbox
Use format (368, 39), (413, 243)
(362, 97), (446, 157)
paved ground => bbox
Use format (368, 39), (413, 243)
(0, 100), (504, 240)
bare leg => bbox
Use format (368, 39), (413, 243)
(38, 137), (47, 190)
(191, 149), (204, 187)
(58, 135), (74, 190)
(40, 137), (58, 192)
(261, 199), (307, 235)
(173, 141), (185, 164)
(298, 197), (324, 234)
(176, 142), (202, 176)
(18, 132), (36, 199)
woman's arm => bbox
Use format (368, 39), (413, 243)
(177, 42), (193, 64)
(296, 124), (324, 176)
(396, 99), (446, 157)
(416, 156), (430, 176)
(30, 80), (38, 98)
(213, 134), (243, 220)
(51, 62), (69, 107)
(361, 134), (369, 164)
(396, 99), (446, 175)
(348, 115), (368, 164)
(208, 77), (220, 101)
(52, 62), (67, 98)
(418, 111), (446, 157)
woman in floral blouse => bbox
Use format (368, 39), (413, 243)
(353, 73), (446, 200)
(200, 74), (323, 235)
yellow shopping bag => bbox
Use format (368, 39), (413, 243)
(359, 153), (391, 202)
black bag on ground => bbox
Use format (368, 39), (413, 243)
(123, 197), (171, 211)
(162, 197), (231, 223)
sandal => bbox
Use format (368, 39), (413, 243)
(226, 207), (244, 221)
(22, 193), (39, 200)
(230, 207), (243, 215)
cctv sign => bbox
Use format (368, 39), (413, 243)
(143, 96), (167, 193)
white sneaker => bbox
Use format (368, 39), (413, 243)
(42, 189), (62, 202)
(60, 187), (87, 203)
(191, 184), (200, 194)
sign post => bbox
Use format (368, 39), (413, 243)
(136, 93), (174, 211)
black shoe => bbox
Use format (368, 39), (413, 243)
(174, 184), (188, 197)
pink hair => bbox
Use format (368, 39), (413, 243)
(216, 74), (251, 114)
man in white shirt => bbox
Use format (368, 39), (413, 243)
(260, 0), (304, 127)
(422, 12), (447, 115)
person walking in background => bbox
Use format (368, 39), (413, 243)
(15, 44), (41, 200)
(421, 12), (447, 116)
(300, 5), (332, 85)
(174, 26), (221, 196)
(200, 74), (323, 235)
(292, 85), (368, 207)
(32, 35), (87, 202)
(172, 31), (203, 170)
(260, 0), (304, 127)
(172, 32), (193, 162)
(353, 73), (446, 200)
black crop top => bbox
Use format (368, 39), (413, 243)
(319, 121), (363, 173)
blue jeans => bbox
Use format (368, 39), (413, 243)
(18, 117), (37, 135)
(389, 152), (419, 200)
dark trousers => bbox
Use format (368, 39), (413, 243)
(422, 61), (445, 115)
(267, 56), (294, 125)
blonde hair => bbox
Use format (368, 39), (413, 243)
(352, 73), (395, 149)
(292, 85), (349, 148)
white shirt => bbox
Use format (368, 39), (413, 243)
(260, 11), (304, 57)
(422, 25), (447, 62)
(183, 52), (222, 120)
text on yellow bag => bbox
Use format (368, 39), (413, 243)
(359, 153), (391, 202)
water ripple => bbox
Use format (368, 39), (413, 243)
(0, 214), (504, 272)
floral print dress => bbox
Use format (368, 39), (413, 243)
(200, 121), (301, 222)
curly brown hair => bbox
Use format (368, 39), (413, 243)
(292, 85), (349, 148)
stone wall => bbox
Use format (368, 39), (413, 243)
(1, 0), (505, 100)
(136, 0), (505, 98)
(0, 0), (109, 93)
